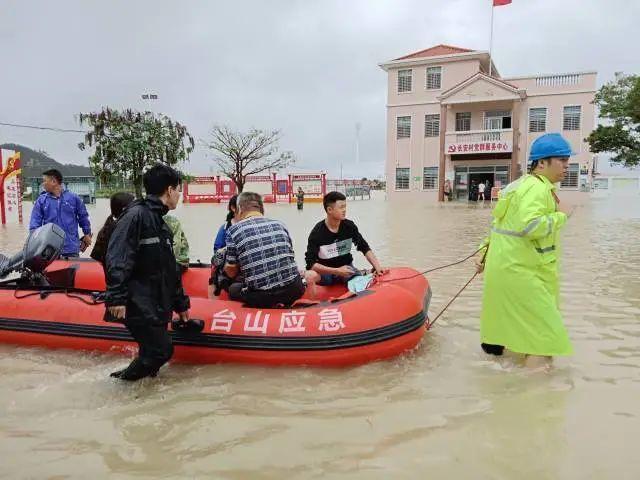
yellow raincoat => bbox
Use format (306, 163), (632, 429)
(480, 174), (573, 356)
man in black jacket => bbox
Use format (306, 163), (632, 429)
(105, 164), (190, 381)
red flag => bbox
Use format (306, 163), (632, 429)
(493, 0), (512, 5)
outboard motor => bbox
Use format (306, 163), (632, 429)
(0, 223), (65, 281)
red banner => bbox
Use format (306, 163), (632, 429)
(0, 150), (23, 225)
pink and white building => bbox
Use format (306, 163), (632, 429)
(379, 45), (597, 201)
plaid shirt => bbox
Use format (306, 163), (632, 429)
(225, 216), (300, 290)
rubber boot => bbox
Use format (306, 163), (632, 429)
(481, 343), (505, 356)
(110, 358), (156, 381)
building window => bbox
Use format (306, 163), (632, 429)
(484, 110), (512, 130)
(423, 167), (438, 190)
(455, 112), (471, 132)
(397, 116), (411, 138)
(529, 107), (547, 132)
(397, 69), (412, 93)
(426, 66), (442, 90)
(561, 163), (579, 188)
(563, 106), (582, 131)
(395, 168), (410, 190)
(424, 114), (440, 137)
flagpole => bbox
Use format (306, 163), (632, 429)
(489, 0), (494, 77)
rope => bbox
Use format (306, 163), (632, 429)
(65, 291), (105, 305)
(12, 287), (104, 305)
(13, 288), (66, 299)
(376, 246), (485, 283)
(372, 245), (489, 330)
(425, 271), (479, 330)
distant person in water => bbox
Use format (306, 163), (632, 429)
(443, 179), (452, 201)
(296, 187), (305, 210)
(478, 180), (486, 202)
(90, 192), (135, 273)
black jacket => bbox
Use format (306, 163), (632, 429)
(90, 216), (117, 266)
(105, 196), (190, 325)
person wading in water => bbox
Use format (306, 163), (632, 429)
(478, 133), (575, 368)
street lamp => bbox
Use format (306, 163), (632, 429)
(355, 122), (361, 164)
(140, 93), (159, 114)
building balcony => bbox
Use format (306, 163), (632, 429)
(445, 129), (513, 155)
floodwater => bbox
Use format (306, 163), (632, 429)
(1, 191), (639, 479)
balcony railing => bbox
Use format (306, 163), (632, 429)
(451, 129), (512, 142)
(535, 74), (581, 87)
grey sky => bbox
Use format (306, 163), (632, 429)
(1, 0), (638, 179)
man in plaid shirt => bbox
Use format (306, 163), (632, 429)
(224, 192), (305, 308)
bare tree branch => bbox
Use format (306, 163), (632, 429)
(204, 126), (294, 192)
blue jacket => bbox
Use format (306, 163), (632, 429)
(29, 189), (91, 255)
(213, 223), (228, 253)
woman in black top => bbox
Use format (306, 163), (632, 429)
(90, 192), (134, 272)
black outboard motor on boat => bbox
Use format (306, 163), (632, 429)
(0, 223), (65, 284)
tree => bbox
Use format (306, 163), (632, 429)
(587, 74), (640, 168)
(78, 108), (195, 197)
(204, 126), (294, 192)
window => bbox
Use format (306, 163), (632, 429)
(424, 114), (440, 137)
(397, 116), (411, 138)
(423, 167), (438, 190)
(426, 66), (442, 89)
(395, 168), (410, 190)
(397, 69), (412, 93)
(484, 110), (512, 130)
(561, 163), (579, 188)
(455, 112), (471, 132)
(563, 106), (581, 131)
(529, 107), (547, 132)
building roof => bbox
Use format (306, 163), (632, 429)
(438, 72), (526, 104)
(394, 44), (474, 61)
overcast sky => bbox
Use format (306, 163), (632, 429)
(1, 0), (638, 178)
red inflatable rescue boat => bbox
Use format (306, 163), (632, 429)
(0, 258), (431, 367)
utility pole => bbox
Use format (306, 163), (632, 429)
(355, 122), (361, 164)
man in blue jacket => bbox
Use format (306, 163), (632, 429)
(29, 169), (92, 257)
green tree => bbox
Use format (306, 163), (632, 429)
(78, 108), (194, 197)
(204, 126), (294, 192)
(587, 74), (640, 168)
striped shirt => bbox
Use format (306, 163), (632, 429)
(225, 216), (300, 290)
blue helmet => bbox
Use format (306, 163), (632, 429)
(529, 133), (574, 163)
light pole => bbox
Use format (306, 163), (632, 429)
(355, 122), (361, 164)
(140, 93), (159, 113)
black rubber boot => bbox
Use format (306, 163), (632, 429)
(110, 358), (157, 381)
(481, 343), (505, 356)
(110, 368), (127, 378)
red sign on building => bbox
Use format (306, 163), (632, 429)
(445, 141), (512, 155)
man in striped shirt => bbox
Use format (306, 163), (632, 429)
(224, 192), (305, 308)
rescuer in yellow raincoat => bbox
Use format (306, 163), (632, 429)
(478, 133), (575, 366)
